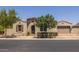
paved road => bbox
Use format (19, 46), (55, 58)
(0, 40), (79, 52)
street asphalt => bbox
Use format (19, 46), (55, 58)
(0, 40), (79, 52)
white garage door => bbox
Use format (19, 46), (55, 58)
(57, 26), (71, 34)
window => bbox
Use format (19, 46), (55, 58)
(16, 25), (23, 32)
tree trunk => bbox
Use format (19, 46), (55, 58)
(4, 29), (7, 37)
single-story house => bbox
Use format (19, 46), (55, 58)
(2, 19), (79, 37)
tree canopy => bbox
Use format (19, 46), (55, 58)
(37, 14), (57, 31)
(0, 9), (20, 35)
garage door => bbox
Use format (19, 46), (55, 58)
(57, 26), (71, 34)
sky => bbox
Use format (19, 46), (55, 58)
(0, 6), (79, 24)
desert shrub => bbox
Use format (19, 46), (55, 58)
(37, 32), (58, 38)
(48, 32), (53, 38)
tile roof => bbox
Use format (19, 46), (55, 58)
(58, 20), (72, 24)
(73, 23), (79, 26)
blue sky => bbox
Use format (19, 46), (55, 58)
(0, 6), (79, 24)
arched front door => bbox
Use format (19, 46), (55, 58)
(31, 25), (35, 34)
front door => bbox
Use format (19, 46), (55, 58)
(31, 25), (35, 34)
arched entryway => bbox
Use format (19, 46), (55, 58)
(31, 25), (35, 34)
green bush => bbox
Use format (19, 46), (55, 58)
(0, 25), (4, 34)
(48, 32), (52, 38)
(37, 32), (58, 38)
(52, 32), (58, 36)
(0, 25), (4, 32)
(51, 32), (58, 38)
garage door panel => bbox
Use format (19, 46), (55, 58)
(57, 28), (70, 34)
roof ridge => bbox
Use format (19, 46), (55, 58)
(58, 20), (72, 24)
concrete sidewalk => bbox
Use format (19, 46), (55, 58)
(0, 35), (79, 40)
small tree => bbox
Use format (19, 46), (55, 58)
(0, 9), (8, 36)
(37, 14), (57, 32)
(0, 9), (20, 36)
(8, 9), (20, 28)
(0, 25), (4, 34)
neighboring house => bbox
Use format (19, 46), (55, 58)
(5, 19), (79, 36)
(72, 23), (79, 35)
(57, 20), (72, 34)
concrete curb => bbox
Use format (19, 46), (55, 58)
(0, 38), (79, 40)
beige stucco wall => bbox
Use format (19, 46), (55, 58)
(35, 26), (40, 33)
(6, 21), (40, 36)
(6, 28), (14, 36)
(47, 27), (57, 32)
(12, 21), (27, 36)
(71, 28), (79, 35)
